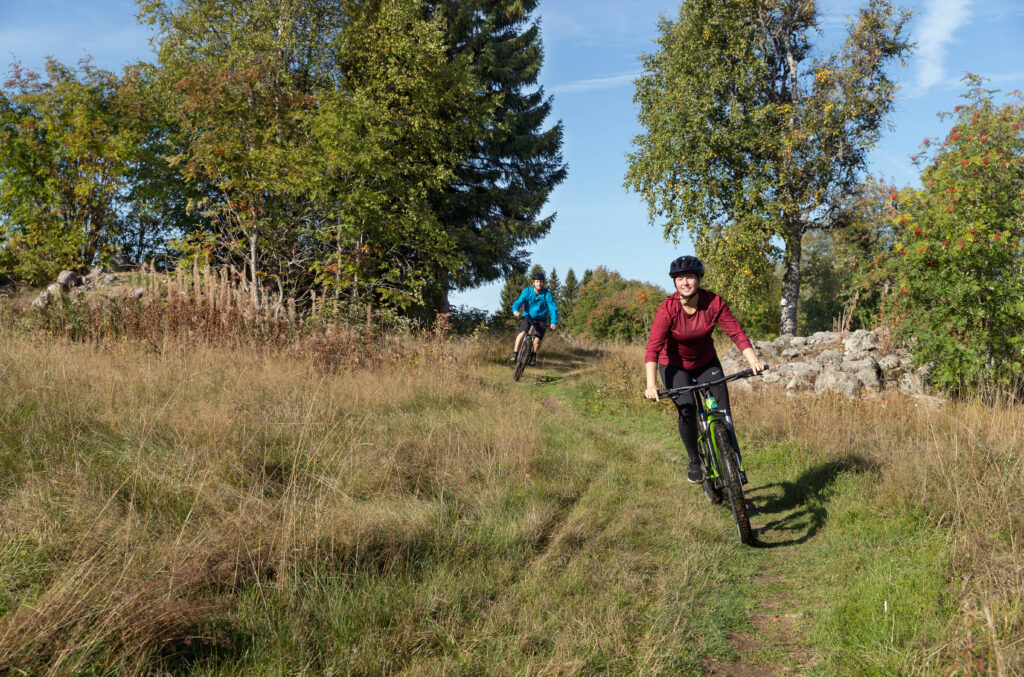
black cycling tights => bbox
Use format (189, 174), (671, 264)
(659, 358), (735, 463)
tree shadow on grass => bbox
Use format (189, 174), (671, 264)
(745, 455), (878, 548)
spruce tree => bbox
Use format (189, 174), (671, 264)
(429, 0), (566, 312)
(547, 267), (561, 306)
(496, 270), (529, 323)
(562, 267), (579, 321)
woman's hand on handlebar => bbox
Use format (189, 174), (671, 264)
(644, 386), (660, 402)
(741, 347), (766, 375)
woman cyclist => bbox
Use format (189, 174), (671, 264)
(643, 256), (764, 483)
(511, 271), (558, 366)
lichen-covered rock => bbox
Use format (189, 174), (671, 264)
(31, 288), (53, 309)
(856, 368), (881, 392)
(819, 349), (842, 365)
(787, 373), (815, 390)
(842, 356), (877, 373)
(844, 329), (879, 354)
(807, 331), (840, 347)
(762, 371), (782, 385)
(815, 371), (861, 398)
(56, 270), (81, 287)
(900, 372), (926, 395)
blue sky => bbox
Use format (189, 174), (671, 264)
(3, 0), (1022, 311)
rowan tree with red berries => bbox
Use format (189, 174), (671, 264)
(894, 75), (1024, 394)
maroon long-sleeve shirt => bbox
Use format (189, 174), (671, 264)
(645, 289), (753, 370)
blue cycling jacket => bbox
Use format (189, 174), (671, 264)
(512, 287), (558, 324)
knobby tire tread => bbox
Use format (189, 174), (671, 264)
(714, 426), (752, 544)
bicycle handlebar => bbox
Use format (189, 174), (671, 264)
(649, 365), (770, 399)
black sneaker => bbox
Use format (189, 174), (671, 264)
(510, 351), (517, 362)
(687, 462), (703, 483)
(528, 354), (537, 366)
(740, 470), (749, 485)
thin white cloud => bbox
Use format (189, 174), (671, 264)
(914, 0), (972, 93)
(550, 71), (641, 95)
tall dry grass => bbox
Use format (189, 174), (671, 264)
(0, 322), (560, 673)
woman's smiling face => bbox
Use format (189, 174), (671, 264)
(673, 272), (700, 298)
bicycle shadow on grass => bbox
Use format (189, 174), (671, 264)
(745, 454), (878, 548)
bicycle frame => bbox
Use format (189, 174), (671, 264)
(658, 369), (754, 487)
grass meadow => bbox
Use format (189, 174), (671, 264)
(0, 303), (1021, 674)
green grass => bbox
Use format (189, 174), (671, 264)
(0, 328), (1018, 674)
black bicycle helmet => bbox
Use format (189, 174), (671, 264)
(531, 271), (546, 281)
(668, 255), (704, 277)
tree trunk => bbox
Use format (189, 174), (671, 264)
(249, 230), (259, 307)
(780, 227), (801, 335)
(435, 266), (451, 315)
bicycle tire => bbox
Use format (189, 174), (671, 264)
(698, 439), (722, 504)
(512, 333), (532, 382)
(713, 425), (752, 544)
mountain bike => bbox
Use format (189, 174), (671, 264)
(657, 367), (764, 545)
(513, 318), (546, 382)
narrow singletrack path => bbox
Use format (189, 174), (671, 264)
(475, 343), (943, 675)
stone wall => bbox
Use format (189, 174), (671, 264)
(30, 270), (145, 309)
(718, 329), (932, 399)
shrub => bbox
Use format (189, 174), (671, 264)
(894, 76), (1024, 395)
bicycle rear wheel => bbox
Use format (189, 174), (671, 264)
(713, 425), (752, 544)
(512, 333), (532, 382)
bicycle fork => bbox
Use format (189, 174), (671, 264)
(698, 396), (747, 486)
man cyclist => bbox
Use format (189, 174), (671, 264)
(511, 271), (558, 366)
(643, 255), (764, 483)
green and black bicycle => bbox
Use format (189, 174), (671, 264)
(658, 367), (763, 545)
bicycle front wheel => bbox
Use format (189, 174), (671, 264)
(512, 335), (532, 382)
(713, 425), (752, 544)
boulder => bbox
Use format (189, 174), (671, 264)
(781, 347), (806, 358)
(842, 356), (877, 373)
(31, 288), (53, 309)
(786, 373), (815, 390)
(807, 331), (840, 347)
(56, 270), (81, 288)
(856, 368), (882, 392)
(844, 329), (879, 354)
(818, 349), (842, 365)
(815, 371), (861, 398)
(779, 360), (822, 379)
(899, 372), (926, 396)
(877, 354), (902, 372)
(762, 371), (782, 385)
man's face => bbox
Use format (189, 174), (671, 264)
(533, 279), (543, 292)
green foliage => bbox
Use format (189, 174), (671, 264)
(561, 268), (579, 322)
(496, 270), (528, 323)
(140, 0), (481, 309)
(798, 177), (903, 333)
(625, 0), (911, 334)
(697, 224), (780, 339)
(894, 77), (1024, 394)
(565, 266), (664, 342)
(547, 267), (561, 307)
(430, 0), (567, 305)
(0, 59), (137, 284)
